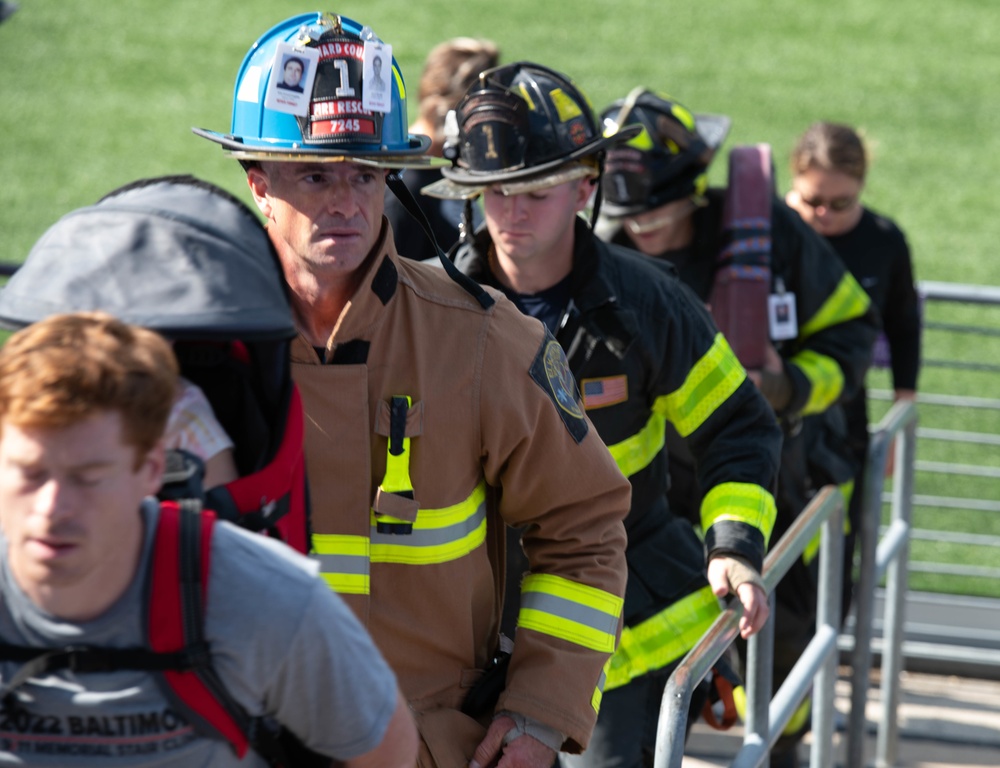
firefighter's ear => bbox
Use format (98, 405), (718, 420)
(246, 166), (274, 220)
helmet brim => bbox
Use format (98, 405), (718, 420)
(192, 127), (443, 169)
(423, 162), (599, 201)
(436, 124), (642, 195)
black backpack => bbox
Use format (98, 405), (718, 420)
(0, 175), (311, 552)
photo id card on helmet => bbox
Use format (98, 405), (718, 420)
(362, 41), (392, 114)
(264, 42), (320, 117)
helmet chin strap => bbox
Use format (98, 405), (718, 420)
(590, 153), (606, 229)
(385, 171), (494, 309)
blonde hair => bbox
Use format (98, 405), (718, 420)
(790, 121), (868, 182)
(0, 312), (178, 465)
(417, 37), (501, 144)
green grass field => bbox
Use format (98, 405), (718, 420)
(2, 1), (999, 596)
(3, 0), (1000, 286)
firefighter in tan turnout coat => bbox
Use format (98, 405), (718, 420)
(195, 12), (631, 768)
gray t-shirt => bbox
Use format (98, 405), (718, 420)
(0, 500), (398, 766)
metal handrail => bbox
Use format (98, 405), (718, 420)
(847, 399), (917, 768)
(654, 486), (845, 768)
(654, 399), (916, 768)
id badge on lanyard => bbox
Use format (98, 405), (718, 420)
(768, 277), (798, 341)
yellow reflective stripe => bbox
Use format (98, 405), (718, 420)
(519, 573), (623, 653)
(370, 482), (487, 565)
(391, 65), (405, 99)
(800, 272), (871, 340)
(790, 350), (844, 415)
(312, 484), (488, 586)
(605, 586), (720, 691)
(605, 412), (666, 478)
(657, 333), (746, 438)
(701, 482), (777, 547)
(311, 534), (371, 595)
(624, 125), (655, 150)
(841, 479), (855, 535)
(592, 665), (608, 714)
(803, 479), (853, 565)
(784, 697), (812, 735)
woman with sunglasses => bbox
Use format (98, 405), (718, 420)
(787, 120), (921, 612)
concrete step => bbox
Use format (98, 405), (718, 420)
(681, 669), (1000, 767)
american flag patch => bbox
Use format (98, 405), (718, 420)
(581, 375), (628, 410)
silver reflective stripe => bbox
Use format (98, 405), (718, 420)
(520, 591), (619, 637)
(310, 553), (369, 575)
(370, 504), (486, 547)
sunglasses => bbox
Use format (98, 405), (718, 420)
(797, 193), (858, 213)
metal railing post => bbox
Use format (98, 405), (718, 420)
(847, 430), (889, 767)
(744, 590), (774, 754)
(811, 494), (845, 768)
(847, 400), (917, 768)
(876, 414), (916, 767)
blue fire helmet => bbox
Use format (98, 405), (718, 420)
(193, 12), (436, 168)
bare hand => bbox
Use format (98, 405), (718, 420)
(746, 342), (784, 389)
(707, 557), (770, 639)
(469, 715), (557, 768)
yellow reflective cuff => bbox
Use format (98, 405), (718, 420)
(370, 482), (487, 565)
(311, 534), (371, 595)
(800, 272), (871, 340)
(605, 586), (720, 691)
(658, 333), (746, 437)
(790, 350), (844, 415)
(519, 573), (623, 653)
(701, 482), (777, 547)
(606, 412), (666, 478)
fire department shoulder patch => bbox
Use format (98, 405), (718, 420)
(530, 334), (588, 444)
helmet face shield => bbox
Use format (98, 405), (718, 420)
(603, 146), (656, 213)
(599, 89), (730, 218)
(194, 12), (437, 167)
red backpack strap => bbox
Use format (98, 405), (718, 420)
(217, 383), (310, 553)
(148, 501), (252, 757)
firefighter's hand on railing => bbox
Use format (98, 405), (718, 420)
(707, 555), (770, 639)
(469, 712), (560, 768)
